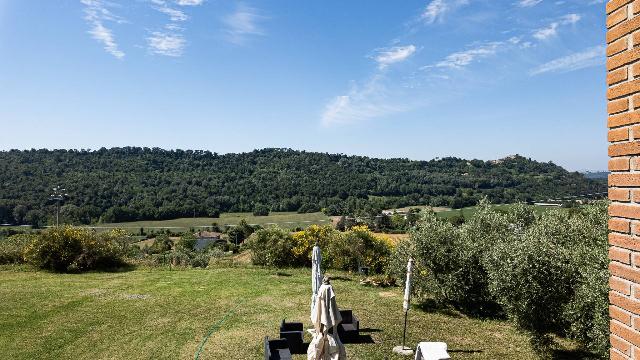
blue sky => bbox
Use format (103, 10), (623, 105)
(0, 0), (606, 170)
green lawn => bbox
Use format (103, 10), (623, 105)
(86, 212), (331, 233)
(0, 266), (587, 360)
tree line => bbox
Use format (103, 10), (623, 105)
(0, 147), (605, 226)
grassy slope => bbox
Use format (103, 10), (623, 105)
(0, 266), (559, 360)
(87, 212), (331, 232)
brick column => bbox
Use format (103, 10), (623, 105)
(608, 1), (640, 359)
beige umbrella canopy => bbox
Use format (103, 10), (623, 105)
(307, 277), (347, 360)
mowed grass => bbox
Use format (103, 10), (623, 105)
(0, 266), (567, 360)
(87, 212), (331, 233)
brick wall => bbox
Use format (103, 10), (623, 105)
(608, 1), (640, 359)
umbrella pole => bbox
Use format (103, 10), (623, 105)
(401, 310), (408, 350)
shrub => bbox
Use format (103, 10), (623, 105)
(326, 225), (391, 273)
(291, 225), (335, 266)
(23, 226), (128, 272)
(245, 227), (295, 268)
(252, 204), (270, 216)
(177, 233), (197, 251)
(0, 234), (36, 264)
(246, 224), (391, 274)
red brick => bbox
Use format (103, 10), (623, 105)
(610, 67), (630, 86)
(612, 318), (640, 347)
(612, 218), (632, 233)
(612, 246), (633, 264)
(609, 0), (634, 14)
(612, 188), (632, 202)
(633, 94), (640, 108)
(633, 61), (640, 77)
(611, 262), (640, 286)
(610, 112), (640, 127)
(610, 142), (640, 156)
(633, 190), (640, 202)
(608, 16), (640, 44)
(632, 157), (640, 170)
(610, 348), (628, 360)
(633, 126), (640, 140)
(612, 332), (633, 354)
(609, 6), (629, 29)
(613, 276), (633, 295)
(609, 233), (640, 251)
(610, 173), (640, 186)
(611, 127), (631, 142)
(610, 38), (629, 57)
(635, 0), (640, 15)
(611, 157), (632, 171)
(611, 98), (630, 114)
(610, 232), (640, 251)
(609, 79), (640, 99)
(633, 252), (640, 265)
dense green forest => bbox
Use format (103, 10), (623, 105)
(0, 148), (605, 226)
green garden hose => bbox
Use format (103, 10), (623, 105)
(194, 300), (244, 360)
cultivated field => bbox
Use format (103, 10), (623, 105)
(0, 266), (587, 360)
(85, 212), (331, 233)
(435, 204), (561, 219)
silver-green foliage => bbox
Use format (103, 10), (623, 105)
(389, 200), (608, 357)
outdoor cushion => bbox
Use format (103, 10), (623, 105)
(280, 319), (304, 332)
(415, 342), (450, 360)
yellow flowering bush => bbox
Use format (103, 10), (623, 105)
(291, 225), (334, 265)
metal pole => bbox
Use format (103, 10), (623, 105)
(402, 310), (408, 350)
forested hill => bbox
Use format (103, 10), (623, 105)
(0, 148), (604, 225)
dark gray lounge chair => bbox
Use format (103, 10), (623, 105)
(338, 309), (360, 342)
(279, 319), (304, 354)
(264, 337), (292, 360)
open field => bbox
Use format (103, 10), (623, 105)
(0, 266), (589, 360)
(84, 212), (331, 233)
(435, 204), (562, 219)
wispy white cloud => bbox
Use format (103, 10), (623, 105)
(176, 0), (204, 5)
(533, 13), (581, 40)
(421, 0), (470, 24)
(80, 0), (125, 59)
(321, 76), (408, 126)
(433, 42), (503, 69)
(530, 45), (605, 75)
(148, 0), (203, 57)
(373, 45), (417, 69)
(147, 31), (185, 57)
(155, 4), (188, 22)
(222, 4), (266, 45)
(517, 0), (542, 7)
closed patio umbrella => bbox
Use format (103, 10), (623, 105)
(307, 277), (347, 360)
(311, 243), (323, 312)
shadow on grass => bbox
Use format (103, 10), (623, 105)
(449, 349), (483, 354)
(551, 349), (599, 360)
(275, 271), (292, 277)
(359, 327), (382, 333)
(330, 276), (352, 282)
(343, 334), (375, 344)
(415, 299), (463, 319)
